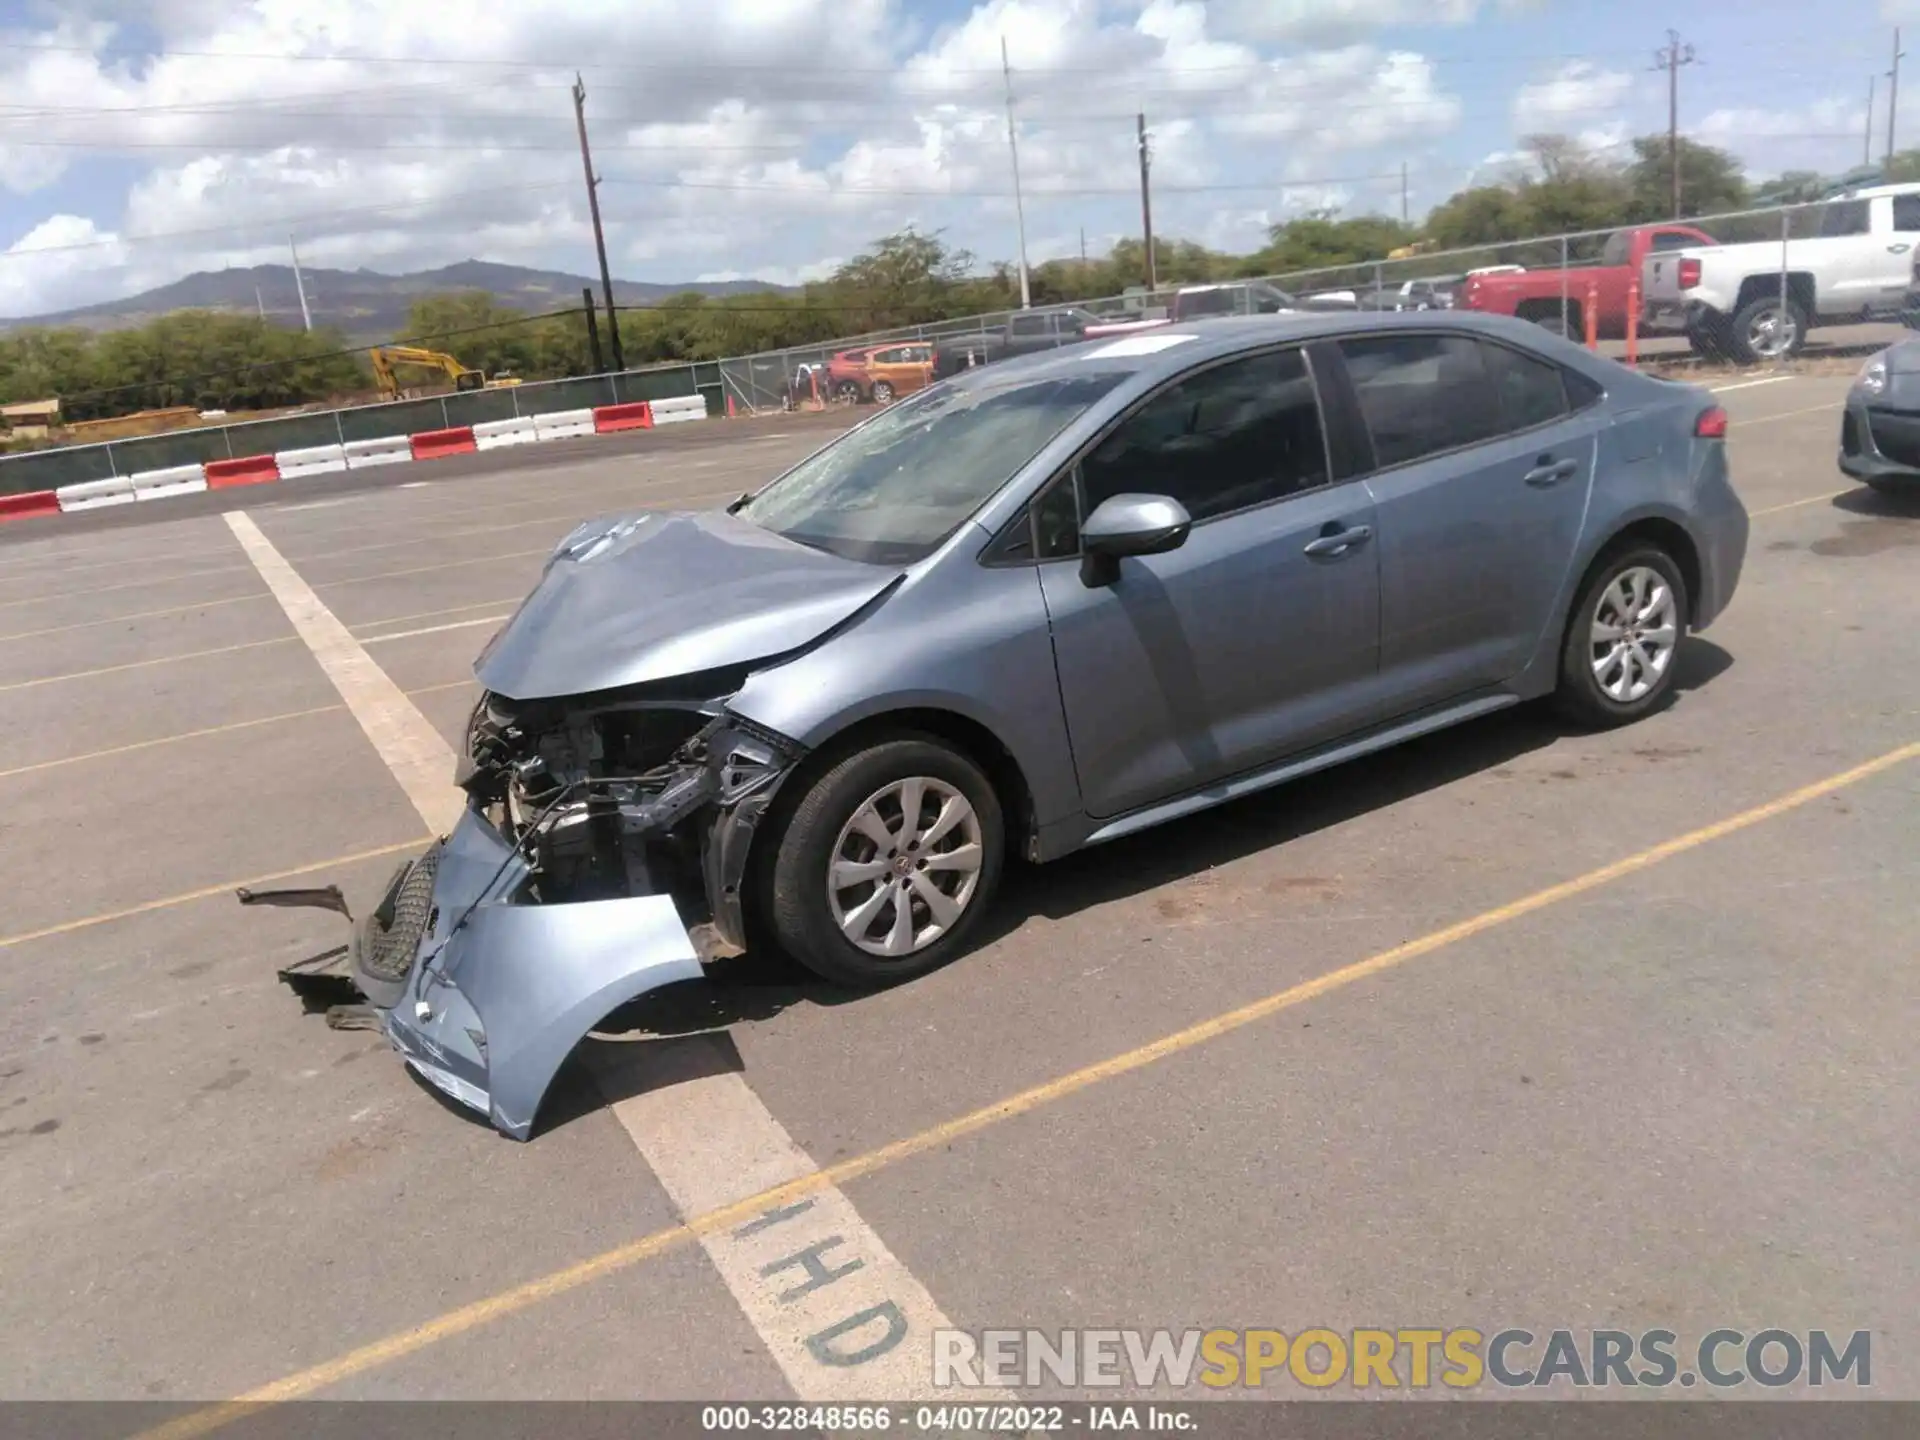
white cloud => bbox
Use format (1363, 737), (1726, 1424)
(1694, 96), (1866, 177)
(0, 214), (131, 316)
(1205, 0), (1479, 45)
(0, 0), (1470, 318)
(1512, 62), (1636, 136)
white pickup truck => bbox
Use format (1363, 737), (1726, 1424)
(1643, 181), (1920, 364)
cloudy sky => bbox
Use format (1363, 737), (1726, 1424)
(0, 0), (1908, 318)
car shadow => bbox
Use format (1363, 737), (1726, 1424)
(597, 638), (1735, 1052)
(1832, 485), (1920, 519)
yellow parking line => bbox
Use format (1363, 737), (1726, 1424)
(0, 591), (269, 645)
(0, 635), (298, 693)
(0, 679), (474, 780)
(0, 838), (429, 951)
(0, 705), (342, 782)
(1740, 402), (1842, 425)
(133, 737), (1920, 1437)
(1752, 488), (1852, 517)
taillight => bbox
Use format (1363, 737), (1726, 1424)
(1678, 258), (1701, 289)
(1695, 405), (1728, 438)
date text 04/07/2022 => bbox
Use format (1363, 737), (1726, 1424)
(697, 1403), (1200, 1431)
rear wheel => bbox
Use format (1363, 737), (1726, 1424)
(764, 736), (1004, 987)
(871, 379), (896, 403)
(1552, 544), (1689, 729)
(1726, 293), (1807, 365)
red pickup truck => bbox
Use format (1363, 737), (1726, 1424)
(1454, 223), (1718, 339)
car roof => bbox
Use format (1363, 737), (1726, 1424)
(930, 309), (1605, 392)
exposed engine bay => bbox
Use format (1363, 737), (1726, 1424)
(458, 683), (804, 952)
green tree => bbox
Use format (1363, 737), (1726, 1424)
(1626, 135), (1748, 220)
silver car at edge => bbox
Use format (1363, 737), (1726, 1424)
(288, 311), (1749, 1139)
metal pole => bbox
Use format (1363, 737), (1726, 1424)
(1400, 162), (1409, 225)
(1867, 75), (1877, 167)
(1888, 29), (1905, 168)
(1780, 209), (1790, 328)
(573, 73), (625, 370)
(1001, 37), (1031, 309)
(1137, 112), (1156, 290)
(290, 237), (313, 331)
(1560, 234), (1569, 330)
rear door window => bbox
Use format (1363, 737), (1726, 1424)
(1478, 341), (1572, 432)
(1336, 333), (1505, 468)
(1894, 195), (1920, 233)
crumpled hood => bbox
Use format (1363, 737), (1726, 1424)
(474, 509), (900, 700)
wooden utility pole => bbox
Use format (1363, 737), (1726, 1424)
(1652, 31), (1697, 217)
(1400, 161), (1409, 225)
(581, 286), (606, 374)
(1888, 29), (1906, 168)
(1867, 75), (1877, 166)
(1137, 112), (1156, 289)
(572, 73), (624, 372)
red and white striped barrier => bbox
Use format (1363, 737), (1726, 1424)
(16, 393), (724, 521)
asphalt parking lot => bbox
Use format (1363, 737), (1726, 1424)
(1, 372), (1916, 1416)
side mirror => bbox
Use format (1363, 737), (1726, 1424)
(1079, 493), (1191, 587)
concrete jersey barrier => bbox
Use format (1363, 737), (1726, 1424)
(650, 394), (708, 425)
(55, 475), (138, 511)
(344, 435), (414, 469)
(473, 416), (538, 450)
(276, 443), (348, 478)
(533, 408), (596, 440)
(129, 463), (209, 500)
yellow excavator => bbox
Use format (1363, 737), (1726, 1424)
(368, 346), (523, 401)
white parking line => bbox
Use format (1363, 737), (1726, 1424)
(1709, 375), (1796, 392)
(361, 614), (511, 644)
(222, 507), (984, 1405)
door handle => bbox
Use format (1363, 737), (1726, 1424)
(1891, 243), (1913, 254)
(1303, 524), (1372, 557)
(1525, 457), (1580, 487)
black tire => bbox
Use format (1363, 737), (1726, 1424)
(1686, 319), (1730, 362)
(833, 380), (863, 403)
(763, 735), (1004, 987)
(1725, 293), (1808, 366)
(1552, 543), (1690, 730)
(871, 379), (896, 403)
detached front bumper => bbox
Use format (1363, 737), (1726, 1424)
(361, 804), (704, 1141)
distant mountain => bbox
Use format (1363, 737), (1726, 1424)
(0, 260), (793, 341)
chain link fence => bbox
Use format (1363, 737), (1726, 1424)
(6, 195), (1911, 497)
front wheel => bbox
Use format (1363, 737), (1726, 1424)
(763, 736), (1005, 987)
(1552, 544), (1690, 730)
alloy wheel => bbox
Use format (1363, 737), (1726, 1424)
(1589, 565), (1679, 704)
(1744, 304), (1800, 360)
(827, 777), (984, 958)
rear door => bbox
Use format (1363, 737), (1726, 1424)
(1329, 331), (1604, 711)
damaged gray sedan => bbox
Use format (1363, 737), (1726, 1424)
(263, 313), (1747, 1139)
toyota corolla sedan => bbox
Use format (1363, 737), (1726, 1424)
(1840, 341), (1920, 492)
(296, 312), (1749, 1139)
